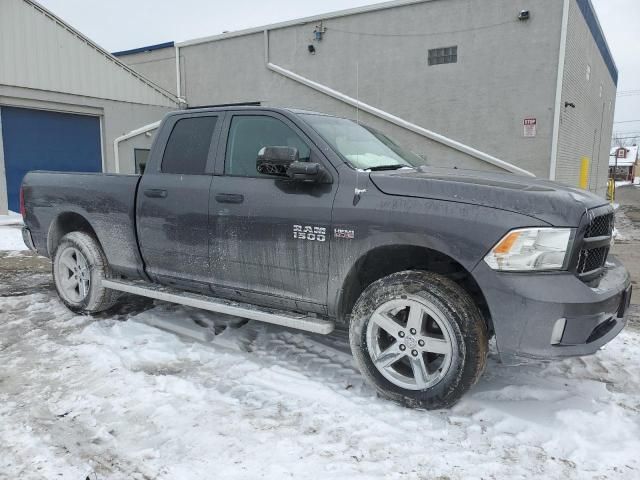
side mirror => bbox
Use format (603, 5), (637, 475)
(287, 161), (331, 183)
(256, 146), (298, 177)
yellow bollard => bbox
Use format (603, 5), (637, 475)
(579, 157), (590, 190)
(608, 178), (615, 202)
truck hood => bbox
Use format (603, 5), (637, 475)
(369, 166), (608, 226)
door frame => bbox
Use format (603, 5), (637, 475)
(146, 110), (226, 176)
(0, 103), (103, 213)
(212, 109), (336, 178)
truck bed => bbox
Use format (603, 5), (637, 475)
(22, 171), (145, 278)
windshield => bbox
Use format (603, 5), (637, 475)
(299, 114), (427, 170)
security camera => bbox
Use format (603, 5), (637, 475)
(518, 10), (530, 21)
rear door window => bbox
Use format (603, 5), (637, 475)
(162, 116), (218, 174)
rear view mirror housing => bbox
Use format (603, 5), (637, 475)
(287, 161), (329, 183)
(256, 146), (331, 183)
(256, 146), (298, 177)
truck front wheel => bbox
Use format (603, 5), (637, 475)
(53, 232), (119, 314)
(349, 270), (488, 409)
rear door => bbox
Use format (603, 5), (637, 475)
(209, 111), (337, 312)
(137, 112), (222, 286)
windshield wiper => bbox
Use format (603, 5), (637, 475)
(367, 164), (409, 171)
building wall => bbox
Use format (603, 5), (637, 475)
(555, 0), (617, 196)
(118, 129), (159, 175)
(116, 48), (180, 97)
(0, 85), (173, 212)
(0, 0), (178, 213)
(120, 0), (564, 177)
(0, 0), (176, 108)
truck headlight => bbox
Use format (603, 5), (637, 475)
(484, 228), (573, 271)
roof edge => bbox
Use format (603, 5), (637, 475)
(24, 0), (179, 106)
(176, 0), (434, 47)
(112, 41), (175, 57)
(576, 0), (618, 85)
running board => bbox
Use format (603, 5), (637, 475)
(102, 279), (334, 335)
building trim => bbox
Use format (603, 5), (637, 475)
(99, 115), (106, 173)
(25, 0), (179, 106)
(0, 107), (7, 214)
(113, 121), (161, 173)
(112, 41), (175, 57)
(549, 0), (571, 181)
(263, 30), (534, 177)
(0, 84), (171, 109)
(177, 0), (435, 47)
(576, 0), (618, 85)
(0, 94), (104, 117)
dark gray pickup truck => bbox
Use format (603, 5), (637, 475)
(21, 106), (631, 408)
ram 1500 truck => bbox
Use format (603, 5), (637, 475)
(21, 106), (631, 409)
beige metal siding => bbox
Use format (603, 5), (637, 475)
(0, 0), (176, 107)
(555, 0), (616, 195)
(165, 0), (563, 176)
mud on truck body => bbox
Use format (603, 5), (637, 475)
(21, 107), (631, 408)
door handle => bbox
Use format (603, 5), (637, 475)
(215, 193), (244, 204)
(144, 188), (168, 198)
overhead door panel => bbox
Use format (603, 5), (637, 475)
(1, 106), (102, 211)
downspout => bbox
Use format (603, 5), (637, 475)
(175, 44), (182, 102)
(263, 30), (535, 177)
(113, 121), (161, 173)
(549, 0), (571, 181)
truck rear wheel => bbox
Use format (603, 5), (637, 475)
(53, 232), (119, 314)
(349, 270), (488, 409)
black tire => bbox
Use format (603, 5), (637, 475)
(349, 270), (488, 409)
(52, 231), (120, 314)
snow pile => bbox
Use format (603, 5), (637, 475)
(0, 210), (23, 226)
(0, 225), (27, 251)
(1, 295), (639, 479)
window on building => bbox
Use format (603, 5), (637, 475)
(428, 46), (458, 66)
(134, 148), (150, 174)
(162, 116), (217, 174)
(225, 115), (310, 177)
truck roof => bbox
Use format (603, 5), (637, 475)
(168, 106), (335, 118)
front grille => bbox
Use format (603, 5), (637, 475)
(577, 246), (609, 274)
(576, 210), (613, 278)
(584, 212), (614, 238)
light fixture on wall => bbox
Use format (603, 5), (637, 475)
(314, 22), (326, 41)
(518, 10), (530, 21)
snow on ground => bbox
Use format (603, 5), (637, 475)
(615, 181), (632, 188)
(0, 212), (27, 251)
(613, 207), (640, 243)
(0, 210), (23, 226)
(0, 225), (27, 251)
(1, 292), (639, 479)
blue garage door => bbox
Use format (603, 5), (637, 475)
(1, 107), (102, 212)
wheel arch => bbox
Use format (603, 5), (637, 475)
(47, 211), (103, 257)
(335, 244), (493, 334)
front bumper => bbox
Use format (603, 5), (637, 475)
(472, 255), (630, 359)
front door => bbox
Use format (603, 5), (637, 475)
(137, 113), (221, 285)
(209, 112), (337, 312)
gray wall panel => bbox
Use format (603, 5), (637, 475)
(120, 0), (565, 176)
(0, 0), (176, 107)
(556, 0), (617, 196)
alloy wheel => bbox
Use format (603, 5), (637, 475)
(365, 297), (456, 390)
